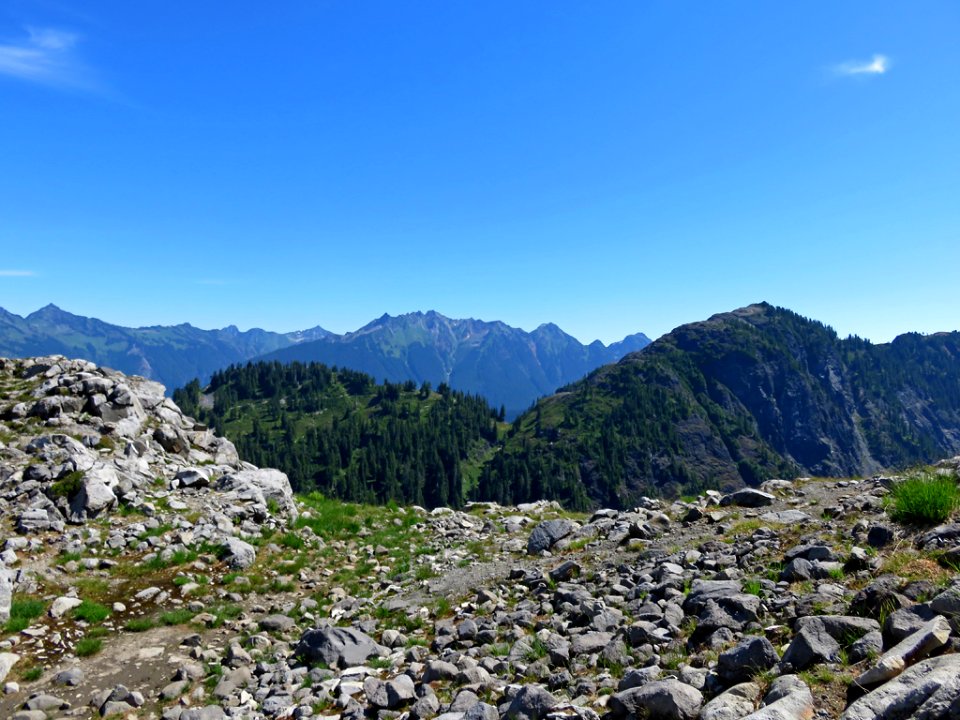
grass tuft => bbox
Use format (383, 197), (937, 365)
(124, 617), (156, 632)
(5, 598), (46, 632)
(160, 609), (196, 626)
(75, 637), (103, 657)
(72, 600), (111, 624)
(889, 472), (960, 525)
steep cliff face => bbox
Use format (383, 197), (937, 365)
(484, 303), (960, 506)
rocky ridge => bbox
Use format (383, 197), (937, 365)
(0, 357), (959, 719)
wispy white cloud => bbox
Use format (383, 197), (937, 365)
(0, 26), (97, 89)
(0, 270), (36, 277)
(834, 54), (891, 77)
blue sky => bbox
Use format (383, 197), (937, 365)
(1, 2), (958, 344)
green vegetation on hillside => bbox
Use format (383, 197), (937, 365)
(175, 305), (960, 511)
(480, 304), (960, 507)
(175, 361), (504, 508)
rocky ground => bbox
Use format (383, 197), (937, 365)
(1, 356), (959, 719)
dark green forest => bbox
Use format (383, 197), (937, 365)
(174, 361), (504, 508)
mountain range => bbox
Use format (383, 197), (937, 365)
(259, 310), (651, 416)
(0, 304), (328, 395)
(0, 305), (650, 417)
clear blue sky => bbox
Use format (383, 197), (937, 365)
(1, 1), (958, 344)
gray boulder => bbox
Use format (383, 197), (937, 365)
(885, 604), (938, 643)
(720, 489), (775, 507)
(0, 568), (13, 623)
(700, 682), (761, 720)
(743, 675), (814, 720)
(527, 519), (578, 554)
(386, 674), (416, 707)
(781, 618), (841, 671)
(17, 507), (64, 533)
(717, 636), (780, 684)
(503, 685), (558, 720)
(916, 523), (960, 550)
(69, 464), (118, 520)
(216, 469), (297, 519)
(295, 626), (382, 669)
(0, 653), (19, 684)
(609, 679), (703, 720)
(180, 708), (227, 720)
(855, 615), (951, 686)
(463, 702), (499, 720)
(842, 654), (960, 719)
(221, 537), (256, 569)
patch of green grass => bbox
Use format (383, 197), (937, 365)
(75, 637), (103, 657)
(434, 597), (452, 618)
(660, 651), (686, 670)
(20, 666), (42, 682)
(279, 532), (305, 550)
(888, 472), (960, 525)
(117, 503), (146, 518)
(138, 523), (173, 540)
(296, 493), (362, 539)
(140, 548), (198, 573)
(74, 577), (111, 600)
(206, 603), (243, 629)
(415, 565), (437, 581)
(58, 551), (84, 563)
(5, 598), (46, 632)
(800, 666), (838, 686)
(565, 537), (592, 552)
(523, 637), (549, 661)
(124, 617), (156, 632)
(72, 600), (111, 624)
(881, 549), (954, 585)
(160, 609), (195, 626)
(743, 579), (763, 596)
(204, 663), (224, 690)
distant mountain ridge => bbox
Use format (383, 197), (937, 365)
(257, 310), (651, 417)
(479, 303), (960, 508)
(0, 305), (650, 416)
(0, 304), (328, 394)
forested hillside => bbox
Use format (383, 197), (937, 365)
(174, 361), (503, 508)
(479, 303), (960, 508)
(176, 305), (960, 511)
